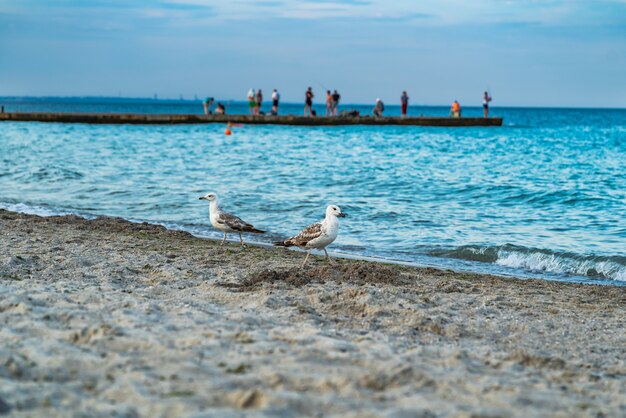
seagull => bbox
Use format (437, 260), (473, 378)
(274, 205), (347, 267)
(198, 192), (265, 247)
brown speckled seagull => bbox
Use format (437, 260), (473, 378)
(199, 192), (265, 247)
(274, 205), (347, 267)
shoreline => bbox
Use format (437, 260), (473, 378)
(1, 208), (625, 416)
(2, 203), (620, 286)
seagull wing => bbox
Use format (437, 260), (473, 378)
(216, 211), (265, 233)
(284, 222), (323, 247)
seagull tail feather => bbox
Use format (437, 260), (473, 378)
(248, 227), (265, 234)
(273, 240), (291, 247)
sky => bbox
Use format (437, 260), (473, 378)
(0, 0), (625, 107)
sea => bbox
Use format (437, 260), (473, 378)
(1, 97), (624, 285)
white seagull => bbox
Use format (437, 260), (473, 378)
(199, 192), (265, 247)
(274, 205), (347, 267)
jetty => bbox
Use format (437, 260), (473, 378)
(0, 112), (502, 127)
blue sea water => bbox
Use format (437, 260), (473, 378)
(1, 97), (625, 284)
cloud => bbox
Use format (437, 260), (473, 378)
(254, 1), (284, 7)
(303, 0), (370, 4)
(157, 0), (215, 11)
(281, 2), (362, 19)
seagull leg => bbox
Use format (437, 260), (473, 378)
(301, 251), (311, 268)
(324, 248), (335, 265)
(239, 233), (246, 248)
(220, 232), (227, 246)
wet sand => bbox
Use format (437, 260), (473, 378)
(1, 209), (625, 417)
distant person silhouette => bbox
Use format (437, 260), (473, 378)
(203, 97), (214, 115)
(247, 89), (255, 115)
(373, 98), (385, 117)
(401, 91), (409, 116)
(304, 87), (314, 116)
(255, 89), (263, 115)
(326, 90), (333, 116)
(450, 100), (461, 117)
(271, 89), (280, 115)
(331, 90), (341, 116)
(483, 91), (492, 118)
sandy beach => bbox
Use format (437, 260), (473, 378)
(1, 208), (625, 417)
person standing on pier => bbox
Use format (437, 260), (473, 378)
(373, 98), (385, 117)
(202, 97), (214, 115)
(326, 90), (333, 116)
(450, 100), (461, 117)
(401, 91), (409, 116)
(483, 91), (492, 118)
(304, 87), (314, 116)
(255, 89), (263, 115)
(332, 90), (341, 115)
(247, 89), (256, 115)
(271, 89), (280, 115)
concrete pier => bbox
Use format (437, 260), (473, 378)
(0, 112), (503, 127)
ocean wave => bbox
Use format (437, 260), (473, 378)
(431, 245), (626, 282)
(0, 202), (71, 217)
(31, 167), (84, 181)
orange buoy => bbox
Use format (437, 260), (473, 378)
(225, 128), (232, 135)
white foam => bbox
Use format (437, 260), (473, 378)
(496, 249), (626, 282)
(0, 202), (67, 217)
(614, 269), (626, 282)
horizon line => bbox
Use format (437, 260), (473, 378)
(0, 95), (624, 111)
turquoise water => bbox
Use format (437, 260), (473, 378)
(1, 98), (625, 284)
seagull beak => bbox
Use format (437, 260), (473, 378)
(338, 213), (347, 218)
(199, 196), (205, 200)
